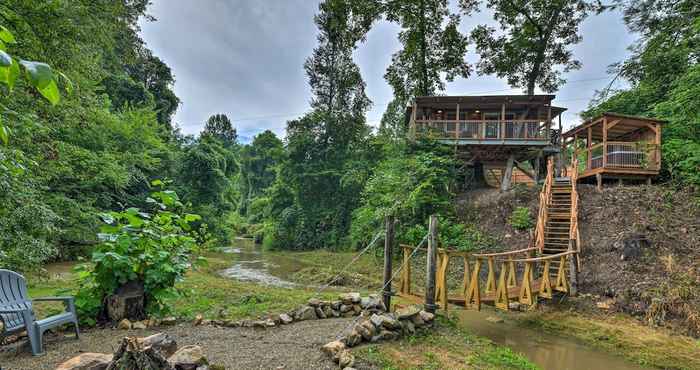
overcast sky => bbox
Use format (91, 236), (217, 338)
(139, 0), (636, 142)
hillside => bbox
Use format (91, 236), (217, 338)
(459, 184), (700, 336)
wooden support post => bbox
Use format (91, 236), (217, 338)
(534, 152), (542, 184)
(602, 117), (608, 169)
(501, 154), (515, 191)
(587, 127), (592, 170)
(425, 215), (438, 313)
(568, 253), (578, 296)
(596, 173), (603, 192)
(382, 216), (395, 312)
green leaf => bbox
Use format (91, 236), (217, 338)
(0, 26), (16, 44)
(0, 123), (10, 145)
(0, 50), (10, 66)
(20, 60), (60, 105)
(151, 179), (164, 186)
(19, 60), (54, 88)
(57, 71), (73, 94)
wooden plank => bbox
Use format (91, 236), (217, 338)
(425, 215), (438, 313)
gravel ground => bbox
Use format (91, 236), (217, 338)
(0, 318), (373, 370)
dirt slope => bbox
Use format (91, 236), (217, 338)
(459, 184), (700, 336)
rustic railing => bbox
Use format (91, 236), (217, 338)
(397, 244), (575, 312)
(413, 119), (548, 141)
(534, 157), (554, 251)
(579, 141), (660, 173)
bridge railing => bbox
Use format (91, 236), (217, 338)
(397, 244), (576, 312)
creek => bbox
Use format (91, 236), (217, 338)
(219, 238), (650, 370)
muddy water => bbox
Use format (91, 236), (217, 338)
(455, 309), (649, 370)
(219, 238), (307, 288)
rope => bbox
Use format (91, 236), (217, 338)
(334, 233), (429, 340)
(313, 229), (384, 296)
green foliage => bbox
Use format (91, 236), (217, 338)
(510, 206), (534, 231)
(75, 183), (203, 320)
(468, 0), (593, 95)
(351, 142), (455, 245)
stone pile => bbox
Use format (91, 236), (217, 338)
(322, 304), (435, 369)
(56, 333), (222, 370)
(191, 292), (387, 329)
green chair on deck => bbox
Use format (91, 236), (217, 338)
(0, 269), (80, 355)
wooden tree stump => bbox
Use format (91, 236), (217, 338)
(107, 337), (171, 370)
(107, 280), (146, 321)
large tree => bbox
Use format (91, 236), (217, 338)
(202, 113), (238, 147)
(384, 0), (472, 102)
(467, 0), (593, 95)
(271, 0), (379, 249)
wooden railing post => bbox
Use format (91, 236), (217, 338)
(382, 215), (395, 312)
(425, 215), (438, 313)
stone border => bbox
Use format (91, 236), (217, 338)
(322, 305), (435, 369)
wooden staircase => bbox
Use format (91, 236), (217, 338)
(543, 177), (574, 270)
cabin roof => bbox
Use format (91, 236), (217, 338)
(563, 112), (665, 139)
(405, 94), (567, 121)
(414, 94), (556, 105)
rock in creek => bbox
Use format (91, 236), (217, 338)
(56, 353), (113, 370)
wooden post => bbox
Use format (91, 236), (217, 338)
(382, 216), (395, 312)
(501, 154), (515, 191)
(501, 103), (506, 139)
(596, 173), (603, 192)
(587, 127), (592, 170)
(568, 253), (578, 296)
(425, 215), (438, 313)
(602, 117), (608, 169)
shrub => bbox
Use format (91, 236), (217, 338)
(510, 206), (534, 231)
(75, 181), (204, 323)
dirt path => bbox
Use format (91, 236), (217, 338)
(0, 319), (375, 370)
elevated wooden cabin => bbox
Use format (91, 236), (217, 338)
(406, 95), (566, 188)
(562, 112), (663, 187)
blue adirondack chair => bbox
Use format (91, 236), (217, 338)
(0, 269), (80, 355)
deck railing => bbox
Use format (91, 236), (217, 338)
(579, 141), (660, 173)
(412, 119), (549, 141)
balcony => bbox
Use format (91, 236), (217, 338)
(580, 141), (660, 173)
(412, 119), (551, 145)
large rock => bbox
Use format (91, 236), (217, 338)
(296, 306), (317, 321)
(168, 345), (207, 370)
(337, 350), (355, 368)
(395, 305), (421, 320)
(315, 307), (327, 319)
(344, 328), (362, 347)
(56, 353), (113, 370)
(139, 333), (178, 358)
(308, 298), (322, 307)
(279, 313), (294, 324)
(340, 292), (360, 305)
(418, 310), (434, 322)
(321, 340), (345, 357)
(371, 313), (401, 330)
(117, 319), (132, 330)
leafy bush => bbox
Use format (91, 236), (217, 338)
(398, 219), (497, 252)
(509, 206), (534, 231)
(75, 182), (204, 322)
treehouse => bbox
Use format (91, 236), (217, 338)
(406, 95), (566, 189)
(562, 112), (663, 188)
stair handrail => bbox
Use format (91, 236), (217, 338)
(534, 157), (554, 252)
(569, 157), (579, 248)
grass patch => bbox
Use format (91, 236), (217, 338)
(354, 316), (540, 370)
(517, 310), (700, 370)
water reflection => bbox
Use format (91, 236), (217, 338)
(218, 238), (306, 288)
(455, 309), (650, 370)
